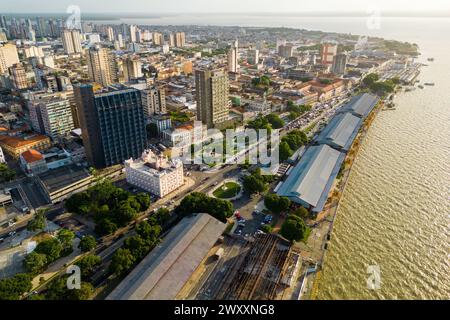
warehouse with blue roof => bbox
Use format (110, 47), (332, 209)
(277, 145), (345, 213)
(277, 93), (379, 214)
(339, 93), (379, 119)
(315, 112), (362, 152)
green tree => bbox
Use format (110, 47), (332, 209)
(292, 207), (309, 219)
(0, 273), (33, 300)
(363, 73), (379, 87)
(266, 113), (285, 129)
(27, 210), (47, 232)
(75, 255), (102, 278)
(45, 276), (93, 300)
(280, 215), (307, 242)
(260, 224), (273, 233)
(264, 194), (291, 214)
(135, 193), (151, 211)
(154, 208), (171, 226)
(136, 221), (162, 244)
(65, 192), (90, 215)
(113, 202), (138, 227)
(124, 236), (150, 260)
(35, 238), (63, 263)
(109, 248), (136, 276)
(279, 141), (293, 161)
(23, 252), (48, 274)
(175, 192), (233, 222)
(57, 229), (75, 249)
(242, 174), (268, 195)
(69, 282), (94, 300)
(0, 163), (16, 182)
(78, 235), (97, 252)
(95, 218), (118, 236)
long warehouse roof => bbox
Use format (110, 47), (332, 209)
(339, 93), (379, 119)
(277, 144), (345, 212)
(315, 112), (362, 151)
(107, 213), (226, 300)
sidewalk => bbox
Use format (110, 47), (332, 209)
(31, 238), (81, 290)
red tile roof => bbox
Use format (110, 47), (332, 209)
(21, 149), (44, 163)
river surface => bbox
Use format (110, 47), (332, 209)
(91, 14), (450, 299)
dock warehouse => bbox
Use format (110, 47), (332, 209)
(107, 213), (226, 300)
(277, 144), (345, 213)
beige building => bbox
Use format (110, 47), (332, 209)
(175, 32), (185, 47)
(62, 29), (82, 54)
(141, 85), (166, 116)
(10, 63), (28, 90)
(0, 134), (51, 159)
(152, 32), (163, 46)
(87, 45), (117, 87)
(122, 57), (143, 82)
(124, 150), (184, 198)
(0, 43), (20, 74)
(195, 68), (230, 129)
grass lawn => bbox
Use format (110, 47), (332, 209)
(213, 182), (241, 199)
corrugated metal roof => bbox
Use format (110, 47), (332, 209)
(315, 112), (362, 151)
(107, 213), (226, 300)
(277, 145), (344, 211)
(340, 93), (379, 118)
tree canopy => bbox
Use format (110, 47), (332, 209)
(0, 274), (33, 300)
(27, 210), (47, 232)
(280, 215), (307, 242)
(363, 73), (379, 87)
(109, 248), (136, 276)
(266, 113), (285, 129)
(65, 181), (151, 236)
(264, 194), (291, 214)
(0, 163), (16, 183)
(78, 235), (97, 253)
(175, 192), (233, 222)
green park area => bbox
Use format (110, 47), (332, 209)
(213, 182), (241, 199)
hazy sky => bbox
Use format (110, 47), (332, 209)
(1, 0), (450, 14)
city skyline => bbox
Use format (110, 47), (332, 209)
(1, 0), (450, 15)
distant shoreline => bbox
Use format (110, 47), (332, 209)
(2, 12), (450, 19)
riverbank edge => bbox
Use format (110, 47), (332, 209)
(308, 97), (387, 300)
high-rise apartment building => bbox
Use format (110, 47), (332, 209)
(86, 45), (118, 87)
(61, 29), (82, 54)
(0, 43), (20, 74)
(248, 49), (259, 65)
(107, 26), (114, 42)
(10, 63), (28, 90)
(74, 84), (147, 168)
(331, 53), (348, 75)
(278, 44), (294, 58)
(321, 43), (338, 65)
(141, 85), (166, 117)
(0, 31), (7, 42)
(152, 32), (163, 46)
(227, 40), (239, 73)
(29, 97), (75, 139)
(175, 32), (185, 47)
(195, 68), (230, 129)
(168, 33), (176, 47)
(122, 57), (143, 82)
(129, 25), (137, 43)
